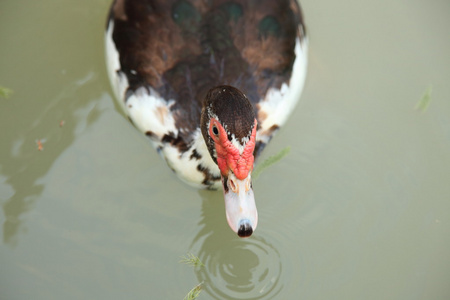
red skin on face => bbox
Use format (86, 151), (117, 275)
(209, 119), (257, 180)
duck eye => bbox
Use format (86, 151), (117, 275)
(212, 125), (219, 136)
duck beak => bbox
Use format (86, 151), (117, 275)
(222, 172), (258, 238)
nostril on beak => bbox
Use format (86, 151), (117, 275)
(237, 220), (253, 237)
(228, 177), (238, 193)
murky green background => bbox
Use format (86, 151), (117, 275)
(1, 0), (450, 299)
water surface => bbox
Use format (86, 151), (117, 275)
(1, 0), (450, 299)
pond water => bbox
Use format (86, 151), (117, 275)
(1, 0), (450, 299)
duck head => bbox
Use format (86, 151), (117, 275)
(201, 85), (258, 238)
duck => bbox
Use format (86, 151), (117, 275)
(105, 0), (307, 237)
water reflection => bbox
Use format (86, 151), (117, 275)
(1, 72), (104, 246)
(192, 190), (283, 299)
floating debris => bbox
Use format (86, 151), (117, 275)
(415, 85), (432, 112)
(253, 146), (291, 180)
(180, 253), (204, 299)
(0, 86), (13, 99)
(36, 139), (45, 151)
(59, 120), (65, 127)
(183, 282), (203, 300)
(179, 253), (204, 268)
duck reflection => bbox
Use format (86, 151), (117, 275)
(1, 72), (104, 246)
(191, 190), (283, 299)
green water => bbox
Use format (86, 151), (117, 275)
(1, 0), (450, 299)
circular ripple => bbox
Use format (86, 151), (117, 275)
(195, 236), (283, 299)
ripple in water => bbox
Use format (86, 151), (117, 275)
(195, 236), (282, 299)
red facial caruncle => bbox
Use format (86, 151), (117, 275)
(208, 118), (257, 180)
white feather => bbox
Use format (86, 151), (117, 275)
(106, 24), (221, 188)
(257, 36), (308, 144)
(163, 129), (221, 189)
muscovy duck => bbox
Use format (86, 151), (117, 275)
(105, 0), (307, 237)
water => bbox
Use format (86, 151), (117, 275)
(1, 0), (450, 299)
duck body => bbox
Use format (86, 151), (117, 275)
(105, 0), (307, 237)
